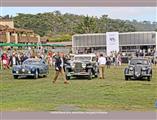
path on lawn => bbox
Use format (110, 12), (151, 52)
(55, 105), (81, 112)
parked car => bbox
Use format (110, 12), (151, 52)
(124, 58), (152, 81)
(12, 58), (49, 79)
(153, 51), (157, 65)
(64, 54), (99, 80)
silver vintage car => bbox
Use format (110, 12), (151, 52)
(64, 54), (99, 80)
(124, 58), (152, 81)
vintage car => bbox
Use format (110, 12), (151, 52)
(124, 58), (152, 81)
(153, 51), (157, 64)
(12, 58), (49, 79)
(64, 54), (99, 80)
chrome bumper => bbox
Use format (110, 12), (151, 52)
(67, 72), (89, 76)
(13, 73), (35, 76)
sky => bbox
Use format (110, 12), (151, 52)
(1, 7), (157, 22)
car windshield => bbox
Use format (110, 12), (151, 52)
(23, 59), (41, 65)
(75, 56), (91, 61)
(130, 59), (149, 65)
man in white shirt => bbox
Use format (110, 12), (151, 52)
(98, 53), (106, 79)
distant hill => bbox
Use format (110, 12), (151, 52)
(125, 20), (157, 31)
(1, 12), (157, 40)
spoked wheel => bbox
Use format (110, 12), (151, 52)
(147, 76), (150, 81)
(125, 76), (129, 81)
(66, 75), (71, 80)
(34, 70), (39, 79)
(88, 69), (92, 80)
(94, 68), (99, 78)
(14, 75), (19, 79)
(65, 68), (70, 80)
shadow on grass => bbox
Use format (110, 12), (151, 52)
(125, 77), (151, 82)
(14, 76), (47, 80)
(68, 76), (98, 81)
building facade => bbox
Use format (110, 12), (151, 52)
(0, 19), (46, 44)
(72, 31), (157, 53)
(0, 19), (14, 28)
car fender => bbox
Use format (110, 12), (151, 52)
(147, 68), (152, 74)
(124, 68), (129, 74)
(65, 65), (71, 69)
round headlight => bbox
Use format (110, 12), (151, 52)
(82, 63), (86, 68)
(142, 67), (147, 71)
(71, 64), (75, 68)
(129, 67), (133, 71)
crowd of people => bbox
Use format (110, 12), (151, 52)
(0, 46), (156, 84)
(1, 47), (156, 70)
(135, 48), (156, 57)
(0, 47), (45, 69)
(0, 47), (71, 69)
(1, 50), (29, 69)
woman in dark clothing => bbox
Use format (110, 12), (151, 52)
(106, 56), (111, 68)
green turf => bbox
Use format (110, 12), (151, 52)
(0, 65), (157, 112)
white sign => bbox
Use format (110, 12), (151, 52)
(106, 32), (119, 56)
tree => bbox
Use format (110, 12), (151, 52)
(10, 11), (156, 38)
(75, 16), (98, 33)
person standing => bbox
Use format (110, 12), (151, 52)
(47, 51), (53, 67)
(98, 53), (106, 79)
(1, 51), (10, 69)
(52, 52), (69, 84)
(9, 53), (20, 67)
(117, 53), (122, 66)
(106, 56), (111, 68)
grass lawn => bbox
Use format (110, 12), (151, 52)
(0, 65), (157, 112)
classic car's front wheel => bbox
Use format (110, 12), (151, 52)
(34, 70), (39, 79)
(147, 76), (151, 81)
(14, 75), (18, 79)
(88, 69), (92, 80)
(66, 75), (70, 80)
(94, 74), (98, 78)
(65, 68), (70, 80)
(125, 76), (129, 80)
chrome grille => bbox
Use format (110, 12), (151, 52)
(134, 66), (142, 77)
(74, 62), (83, 72)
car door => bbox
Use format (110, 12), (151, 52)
(41, 61), (48, 74)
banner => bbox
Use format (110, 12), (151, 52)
(106, 32), (119, 56)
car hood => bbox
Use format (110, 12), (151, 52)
(73, 61), (91, 64)
(129, 65), (150, 69)
(13, 64), (38, 69)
